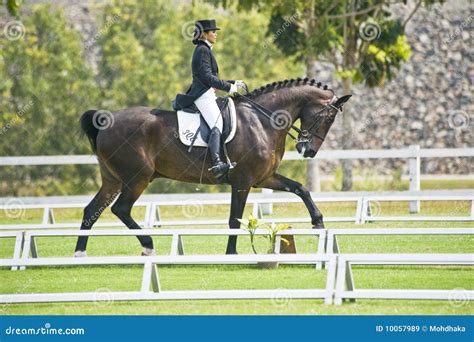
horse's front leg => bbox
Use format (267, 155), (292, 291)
(256, 173), (324, 228)
(226, 184), (251, 254)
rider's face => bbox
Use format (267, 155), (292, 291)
(203, 30), (217, 43)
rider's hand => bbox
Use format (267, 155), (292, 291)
(235, 80), (246, 90)
(228, 83), (238, 95)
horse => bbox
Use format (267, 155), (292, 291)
(74, 77), (351, 256)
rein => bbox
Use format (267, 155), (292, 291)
(239, 94), (300, 140)
(239, 89), (339, 143)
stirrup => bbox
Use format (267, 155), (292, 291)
(208, 162), (231, 178)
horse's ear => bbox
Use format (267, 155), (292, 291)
(333, 94), (352, 108)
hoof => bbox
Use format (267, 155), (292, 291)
(74, 250), (87, 258)
(142, 248), (156, 256)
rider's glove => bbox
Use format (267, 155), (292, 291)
(228, 83), (238, 95)
(235, 80), (246, 90)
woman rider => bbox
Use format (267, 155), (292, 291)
(172, 19), (245, 179)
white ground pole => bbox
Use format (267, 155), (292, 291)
(334, 253), (474, 305)
(0, 254), (337, 304)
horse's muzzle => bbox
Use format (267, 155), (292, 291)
(296, 142), (317, 158)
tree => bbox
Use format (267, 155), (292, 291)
(209, 0), (437, 190)
(0, 4), (99, 195)
(2, 0), (21, 17)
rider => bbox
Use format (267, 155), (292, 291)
(172, 19), (245, 178)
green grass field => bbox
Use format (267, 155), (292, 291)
(0, 197), (473, 315)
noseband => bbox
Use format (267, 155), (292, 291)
(296, 96), (340, 145)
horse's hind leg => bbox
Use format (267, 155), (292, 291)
(111, 178), (154, 255)
(256, 173), (324, 228)
(74, 177), (121, 256)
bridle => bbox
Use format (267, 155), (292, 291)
(239, 85), (341, 145)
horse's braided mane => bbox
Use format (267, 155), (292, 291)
(234, 77), (332, 100)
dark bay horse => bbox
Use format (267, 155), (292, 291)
(74, 78), (350, 256)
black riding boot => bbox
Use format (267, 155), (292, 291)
(208, 127), (231, 178)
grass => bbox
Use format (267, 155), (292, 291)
(0, 199), (473, 315)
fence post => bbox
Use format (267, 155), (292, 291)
(408, 145), (421, 213)
(307, 159), (321, 192)
(260, 189), (273, 215)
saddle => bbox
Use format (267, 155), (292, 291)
(176, 96), (237, 148)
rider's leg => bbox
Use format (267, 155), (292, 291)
(194, 88), (223, 132)
(194, 89), (230, 178)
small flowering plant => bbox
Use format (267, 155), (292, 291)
(238, 215), (291, 254)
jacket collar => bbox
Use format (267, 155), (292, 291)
(197, 39), (213, 50)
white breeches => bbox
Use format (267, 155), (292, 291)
(194, 88), (223, 132)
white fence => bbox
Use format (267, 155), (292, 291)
(326, 228), (474, 255)
(14, 227), (473, 269)
(1, 251), (472, 305)
(1, 227), (473, 305)
(17, 228), (327, 269)
(0, 253), (337, 305)
(334, 254), (474, 305)
(0, 190), (472, 230)
(1, 146), (473, 213)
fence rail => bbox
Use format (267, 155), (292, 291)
(3, 227), (473, 271)
(0, 253), (337, 305)
(1, 146), (472, 213)
(0, 190), (472, 230)
(1, 228), (473, 305)
(334, 254), (474, 305)
(1, 252), (472, 305)
(1, 147), (473, 165)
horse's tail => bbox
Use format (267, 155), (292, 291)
(80, 109), (99, 154)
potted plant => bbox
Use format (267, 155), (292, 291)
(238, 215), (291, 269)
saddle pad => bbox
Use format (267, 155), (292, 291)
(177, 97), (237, 147)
